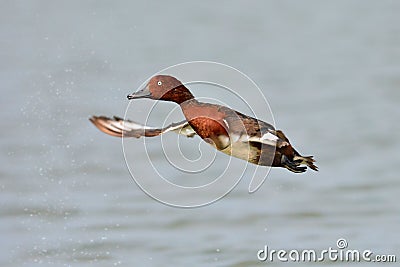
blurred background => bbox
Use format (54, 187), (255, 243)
(1, 1), (399, 266)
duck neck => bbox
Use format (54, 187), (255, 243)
(173, 85), (195, 104)
(178, 96), (198, 107)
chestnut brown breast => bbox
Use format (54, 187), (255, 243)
(181, 100), (231, 149)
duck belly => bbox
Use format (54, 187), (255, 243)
(219, 141), (261, 164)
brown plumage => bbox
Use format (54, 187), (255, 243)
(90, 75), (318, 173)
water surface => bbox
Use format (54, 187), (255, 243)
(1, 1), (399, 266)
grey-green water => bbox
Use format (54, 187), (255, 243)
(1, 1), (399, 266)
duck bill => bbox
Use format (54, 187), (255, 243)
(127, 85), (151, 100)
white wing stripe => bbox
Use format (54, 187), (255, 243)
(247, 135), (277, 146)
(261, 132), (279, 142)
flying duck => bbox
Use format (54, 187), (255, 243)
(90, 75), (318, 173)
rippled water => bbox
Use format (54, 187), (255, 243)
(1, 1), (399, 266)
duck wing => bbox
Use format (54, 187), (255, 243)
(219, 108), (285, 147)
(89, 116), (196, 138)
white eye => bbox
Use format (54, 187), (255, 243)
(157, 81), (162, 86)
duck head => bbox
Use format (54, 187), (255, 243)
(127, 75), (194, 104)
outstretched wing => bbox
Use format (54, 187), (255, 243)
(89, 116), (196, 138)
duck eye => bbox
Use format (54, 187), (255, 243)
(157, 81), (162, 86)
